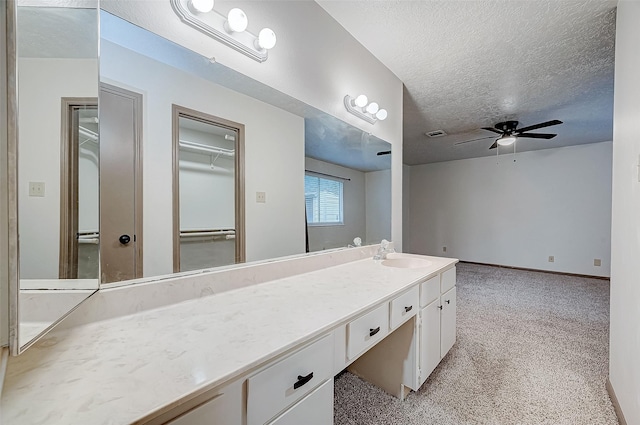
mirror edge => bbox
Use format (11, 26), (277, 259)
(6, 0), (20, 356)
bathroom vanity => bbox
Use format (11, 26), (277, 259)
(0, 250), (457, 424)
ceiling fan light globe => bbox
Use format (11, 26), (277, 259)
(497, 135), (517, 146)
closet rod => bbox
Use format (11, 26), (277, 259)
(179, 140), (235, 157)
(305, 170), (351, 181)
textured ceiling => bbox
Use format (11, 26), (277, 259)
(318, 0), (617, 165)
(17, 7), (98, 59)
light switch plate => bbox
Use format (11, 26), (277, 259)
(256, 191), (266, 203)
(29, 182), (45, 197)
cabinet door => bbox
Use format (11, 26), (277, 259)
(440, 286), (457, 358)
(419, 300), (441, 386)
(269, 379), (333, 425)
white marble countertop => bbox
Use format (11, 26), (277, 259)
(1, 254), (457, 425)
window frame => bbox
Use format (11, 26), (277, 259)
(304, 172), (345, 227)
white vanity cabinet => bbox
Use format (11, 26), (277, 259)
(418, 267), (457, 387)
(269, 380), (334, 425)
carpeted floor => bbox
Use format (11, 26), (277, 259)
(334, 262), (618, 425)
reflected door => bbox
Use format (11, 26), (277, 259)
(99, 84), (143, 283)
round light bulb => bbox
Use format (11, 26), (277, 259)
(497, 135), (517, 146)
(189, 0), (214, 14)
(226, 8), (248, 33)
(354, 94), (368, 108)
(366, 102), (379, 114)
(375, 109), (388, 120)
(257, 28), (277, 50)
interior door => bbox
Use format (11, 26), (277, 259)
(420, 300), (442, 386)
(99, 84), (143, 283)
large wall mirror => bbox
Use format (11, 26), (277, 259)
(9, 4), (392, 353)
(12, 2), (99, 352)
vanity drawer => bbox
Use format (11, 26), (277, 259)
(389, 286), (419, 330)
(441, 267), (456, 293)
(247, 334), (333, 425)
(347, 303), (389, 360)
(269, 379), (333, 425)
(420, 275), (440, 307)
(166, 379), (242, 425)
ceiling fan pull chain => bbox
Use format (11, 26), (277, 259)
(514, 139), (517, 162)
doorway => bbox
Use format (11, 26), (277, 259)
(172, 105), (245, 272)
(59, 98), (99, 279)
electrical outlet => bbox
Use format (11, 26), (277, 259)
(548, 256), (555, 263)
(29, 182), (45, 197)
(256, 191), (266, 203)
(594, 259), (602, 267)
(442, 246), (447, 253)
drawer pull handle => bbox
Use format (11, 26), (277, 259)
(445, 300), (450, 304)
(404, 305), (413, 313)
(294, 372), (314, 390)
(369, 327), (381, 337)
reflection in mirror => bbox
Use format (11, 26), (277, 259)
(304, 122), (391, 252)
(98, 11), (392, 285)
(16, 5), (99, 350)
(173, 107), (245, 272)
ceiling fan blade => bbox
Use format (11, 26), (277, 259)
(482, 127), (503, 134)
(454, 135), (495, 146)
(377, 150), (391, 156)
(489, 141), (498, 150)
(516, 119), (562, 134)
(517, 133), (557, 139)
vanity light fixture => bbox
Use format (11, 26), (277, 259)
(171, 0), (277, 62)
(344, 94), (388, 124)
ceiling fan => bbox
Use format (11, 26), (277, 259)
(456, 119), (563, 149)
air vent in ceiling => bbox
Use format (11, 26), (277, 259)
(425, 130), (447, 138)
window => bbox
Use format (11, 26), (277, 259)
(305, 174), (343, 225)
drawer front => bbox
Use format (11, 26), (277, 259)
(347, 303), (389, 360)
(247, 334), (334, 425)
(269, 379), (333, 425)
(441, 267), (456, 293)
(420, 275), (440, 307)
(389, 286), (419, 330)
(167, 379), (242, 425)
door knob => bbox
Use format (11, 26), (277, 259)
(119, 234), (131, 245)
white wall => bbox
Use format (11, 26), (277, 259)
(18, 58), (98, 278)
(407, 142), (612, 277)
(609, 2), (640, 423)
(101, 0), (404, 251)
(101, 41), (305, 276)
(365, 169), (391, 245)
(305, 157), (365, 252)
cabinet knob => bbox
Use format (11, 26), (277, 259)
(438, 305), (443, 310)
(445, 300), (450, 304)
(369, 327), (381, 337)
(119, 234), (131, 245)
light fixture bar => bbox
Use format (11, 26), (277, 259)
(171, 0), (268, 62)
(344, 95), (377, 124)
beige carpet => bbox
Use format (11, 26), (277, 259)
(334, 262), (619, 425)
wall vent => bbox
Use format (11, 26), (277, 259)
(425, 130), (447, 138)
